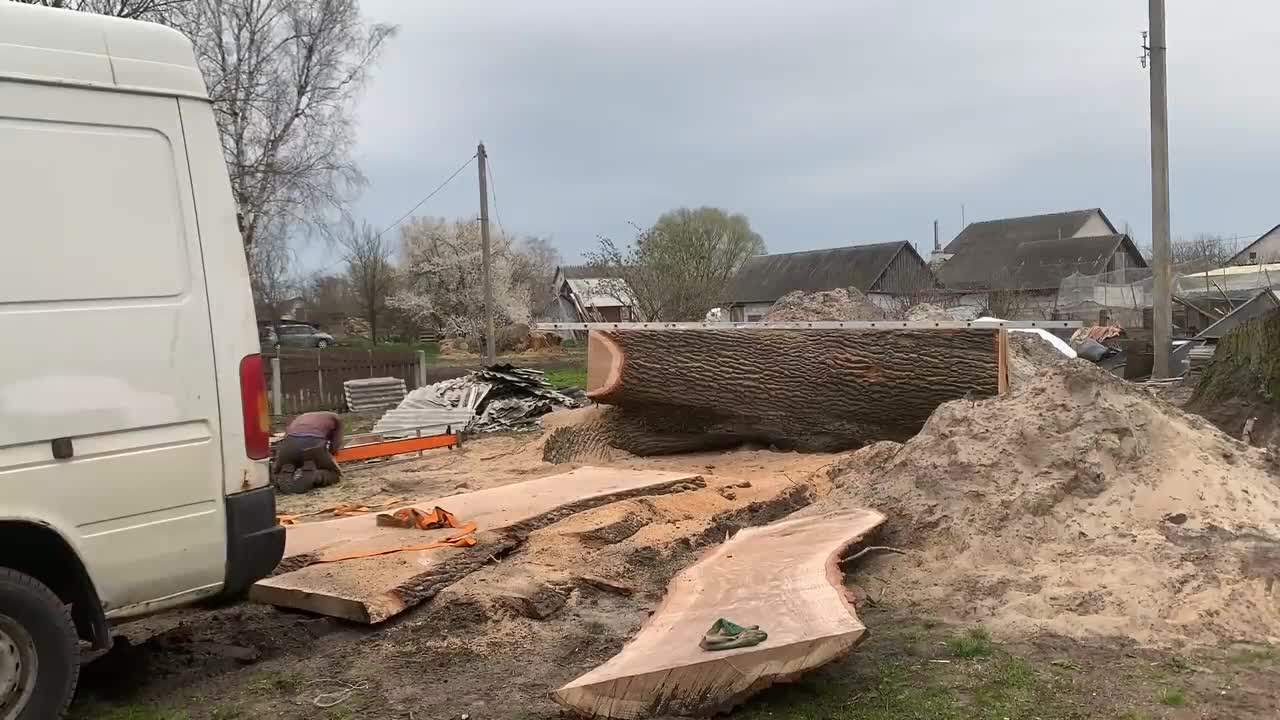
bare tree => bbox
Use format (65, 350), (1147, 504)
(1171, 233), (1239, 273)
(247, 225), (296, 334)
(301, 272), (355, 321)
(338, 220), (395, 343)
(171, 0), (394, 248)
(12, 0), (184, 19)
(509, 235), (561, 314)
(588, 207), (765, 321)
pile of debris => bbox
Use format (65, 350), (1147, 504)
(821, 357), (1280, 647)
(372, 364), (580, 437)
(764, 287), (887, 321)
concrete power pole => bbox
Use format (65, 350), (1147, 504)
(477, 142), (496, 365)
(1147, 0), (1173, 377)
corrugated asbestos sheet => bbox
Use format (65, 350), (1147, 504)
(343, 377), (407, 412)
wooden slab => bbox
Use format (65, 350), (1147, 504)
(251, 467), (703, 623)
(554, 509), (886, 719)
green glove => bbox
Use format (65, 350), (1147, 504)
(700, 618), (768, 651)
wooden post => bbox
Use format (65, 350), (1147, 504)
(1148, 0), (1172, 377)
(416, 350), (427, 389)
(270, 356), (282, 415)
(478, 142), (496, 365)
(316, 351), (323, 407)
(368, 348), (374, 377)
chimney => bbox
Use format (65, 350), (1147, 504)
(930, 218), (954, 268)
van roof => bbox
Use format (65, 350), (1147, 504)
(0, 3), (208, 99)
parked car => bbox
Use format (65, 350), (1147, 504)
(262, 323), (336, 349)
(0, 5), (284, 716)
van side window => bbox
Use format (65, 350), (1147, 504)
(0, 119), (187, 303)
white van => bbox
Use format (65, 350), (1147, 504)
(0, 5), (285, 717)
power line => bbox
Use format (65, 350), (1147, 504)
(486, 155), (508, 240)
(308, 151), (478, 276)
(374, 151), (478, 242)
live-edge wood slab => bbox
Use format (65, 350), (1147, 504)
(251, 467), (703, 623)
(554, 509), (886, 718)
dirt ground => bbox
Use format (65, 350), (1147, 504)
(68, 353), (1280, 720)
(71, 433), (842, 720)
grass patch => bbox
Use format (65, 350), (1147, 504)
(544, 366), (588, 389)
(247, 670), (301, 695)
(1157, 687), (1188, 706)
(736, 652), (1072, 720)
(1228, 646), (1276, 665)
(946, 627), (994, 658)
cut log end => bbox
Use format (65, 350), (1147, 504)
(586, 331), (624, 399)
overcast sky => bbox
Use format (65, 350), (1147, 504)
(323, 0), (1280, 269)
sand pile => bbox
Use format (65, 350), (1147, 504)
(824, 359), (1280, 647)
(765, 287), (886, 321)
(1006, 331), (1069, 386)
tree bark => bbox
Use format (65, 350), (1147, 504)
(582, 328), (1003, 453)
(1187, 307), (1280, 447)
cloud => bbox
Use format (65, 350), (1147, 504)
(331, 0), (1280, 270)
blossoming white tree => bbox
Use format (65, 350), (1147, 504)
(391, 217), (532, 350)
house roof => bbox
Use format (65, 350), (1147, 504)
(565, 278), (635, 308)
(936, 209), (1139, 290)
(938, 209), (1111, 289)
(1002, 234), (1142, 290)
(725, 241), (914, 304)
(1226, 224), (1280, 265)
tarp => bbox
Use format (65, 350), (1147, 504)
(977, 317), (1077, 359)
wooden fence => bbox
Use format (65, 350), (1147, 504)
(264, 349), (586, 415)
(265, 348), (425, 415)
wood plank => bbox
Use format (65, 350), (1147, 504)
(251, 467), (704, 623)
(554, 509), (886, 719)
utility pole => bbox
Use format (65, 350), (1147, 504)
(1146, 0), (1172, 377)
(477, 142), (496, 365)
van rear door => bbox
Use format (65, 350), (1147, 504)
(0, 80), (227, 614)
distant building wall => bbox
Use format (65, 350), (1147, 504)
(1073, 213), (1113, 238)
(1231, 229), (1280, 266)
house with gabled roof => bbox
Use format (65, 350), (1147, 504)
(935, 208), (1148, 321)
(722, 241), (938, 321)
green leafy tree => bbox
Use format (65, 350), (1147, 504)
(588, 207), (765, 321)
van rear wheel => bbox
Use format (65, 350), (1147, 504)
(0, 570), (78, 720)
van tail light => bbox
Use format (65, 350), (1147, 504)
(239, 354), (271, 459)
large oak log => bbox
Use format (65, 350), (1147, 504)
(250, 467), (703, 623)
(582, 329), (1005, 453)
(553, 509), (887, 718)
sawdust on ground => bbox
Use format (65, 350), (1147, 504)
(820, 357), (1280, 648)
(765, 287), (887, 321)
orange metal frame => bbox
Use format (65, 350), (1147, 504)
(333, 433), (459, 463)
